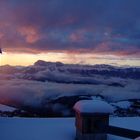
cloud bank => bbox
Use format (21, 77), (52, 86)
(0, 62), (140, 109)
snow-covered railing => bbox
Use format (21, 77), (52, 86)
(106, 125), (140, 139)
(73, 100), (140, 140)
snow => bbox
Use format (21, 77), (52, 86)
(111, 101), (131, 109)
(135, 137), (140, 140)
(0, 117), (139, 140)
(73, 100), (114, 113)
(0, 118), (75, 140)
(0, 104), (16, 112)
(110, 117), (140, 131)
(109, 117), (140, 140)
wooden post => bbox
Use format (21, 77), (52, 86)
(73, 100), (114, 140)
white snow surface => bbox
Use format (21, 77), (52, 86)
(135, 137), (140, 140)
(74, 100), (114, 113)
(111, 101), (131, 109)
(0, 104), (16, 112)
(0, 117), (140, 140)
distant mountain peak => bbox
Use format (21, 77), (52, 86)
(34, 60), (64, 66)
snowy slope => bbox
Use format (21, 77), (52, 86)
(0, 104), (16, 112)
(0, 117), (139, 140)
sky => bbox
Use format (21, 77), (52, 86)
(0, 0), (140, 66)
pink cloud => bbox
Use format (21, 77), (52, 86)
(18, 26), (40, 43)
(0, 32), (4, 39)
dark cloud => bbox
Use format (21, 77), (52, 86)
(0, 0), (140, 56)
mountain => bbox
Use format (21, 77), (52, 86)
(25, 60), (140, 80)
(0, 60), (140, 82)
(34, 60), (64, 67)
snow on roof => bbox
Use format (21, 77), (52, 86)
(0, 104), (16, 112)
(73, 100), (114, 114)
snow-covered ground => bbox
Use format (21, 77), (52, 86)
(0, 104), (16, 112)
(0, 117), (139, 140)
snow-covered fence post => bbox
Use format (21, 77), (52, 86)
(73, 100), (113, 140)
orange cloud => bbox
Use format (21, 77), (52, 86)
(18, 26), (40, 43)
(0, 32), (4, 39)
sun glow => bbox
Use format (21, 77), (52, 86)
(0, 52), (67, 66)
(0, 52), (140, 67)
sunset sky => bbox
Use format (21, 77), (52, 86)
(0, 0), (140, 66)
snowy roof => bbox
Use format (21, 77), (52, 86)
(73, 100), (114, 114)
